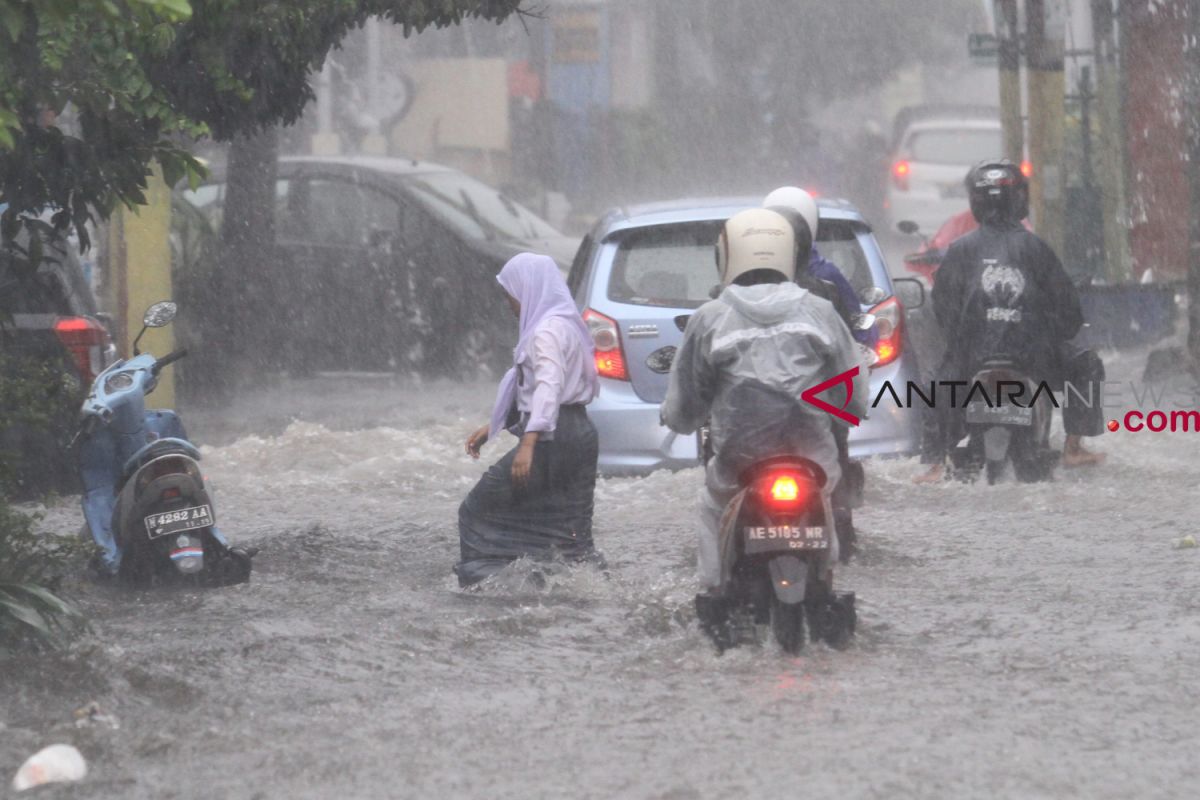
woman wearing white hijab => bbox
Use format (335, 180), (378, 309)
(455, 253), (601, 587)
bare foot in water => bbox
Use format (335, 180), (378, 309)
(913, 463), (946, 484)
(1063, 434), (1106, 467)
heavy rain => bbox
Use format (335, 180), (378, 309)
(2, 1), (1199, 797)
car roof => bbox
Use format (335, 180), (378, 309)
(277, 155), (455, 177)
(904, 118), (1002, 135)
(593, 196), (867, 237)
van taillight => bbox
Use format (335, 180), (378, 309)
(583, 308), (629, 381)
(891, 160), (911, 191)
(869, 296), (903, 368)
(53, 316), (112, 385)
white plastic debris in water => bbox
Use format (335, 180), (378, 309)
(11, 744), (87, 792)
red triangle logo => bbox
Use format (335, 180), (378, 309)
(801, 366), (861, 426)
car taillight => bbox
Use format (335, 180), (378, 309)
(1020, 160), (1033, 178)
(869, 296), (904, 368)
(53, 316), (112, 386)
(583, 308), (629, 381)
(891, 160), (911, 191)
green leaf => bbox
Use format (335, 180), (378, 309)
(13, 583), (81, 618)
(0, 595), (54, 638)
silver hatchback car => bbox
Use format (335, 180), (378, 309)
(566, 197), (924, 475)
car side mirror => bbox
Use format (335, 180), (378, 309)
(893, 277), (926, 310)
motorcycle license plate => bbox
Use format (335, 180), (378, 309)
(743, 524), (829, 554)
(145, 505), (214, 539)
(965, 401), (1033, 427)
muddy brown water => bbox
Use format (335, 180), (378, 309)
(4, 361), (1199, 798)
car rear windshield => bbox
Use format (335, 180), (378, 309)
(607, 223), (724, 309)
(606, 219), (876, 309)
(907, 128), (1003, 165)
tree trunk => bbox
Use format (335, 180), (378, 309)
(219, 126), (279, 381)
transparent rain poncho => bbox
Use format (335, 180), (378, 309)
(663, 281), (869, 493)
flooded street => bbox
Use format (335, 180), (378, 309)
(4, 348), (1198, 798)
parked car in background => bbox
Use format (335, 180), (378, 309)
(568, 197), (924, 475)
(1, 220), (114, 497)
(182, 156), (579, 375)
(886, 107), (1025, 234)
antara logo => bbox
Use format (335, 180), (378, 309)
(801, 366), (861, 426)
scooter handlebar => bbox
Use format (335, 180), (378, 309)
(153, 348), (189, 375)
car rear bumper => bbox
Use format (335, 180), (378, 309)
(591, 358), (922, 476)
(591, 379), (700, 476)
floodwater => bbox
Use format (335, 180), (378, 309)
(4, 351), (1200, 799)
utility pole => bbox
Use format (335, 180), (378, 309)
(1090, 0), (1132, 284)
(996, 0), (1024, 163)
(1188, 0), (1200, 363)
(1026, 0), (1067, 254)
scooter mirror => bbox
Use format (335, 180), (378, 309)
(896, 220), (920, 236)
(859, 286), (887, 305)
(143, 301), (178, 328)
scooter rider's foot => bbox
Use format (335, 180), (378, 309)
(694, 590), (733, 653)
(913, 463), (945, 484)
(1063, 436), (1106, 468)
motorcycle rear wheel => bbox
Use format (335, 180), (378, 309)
(770, 595), (806, 654)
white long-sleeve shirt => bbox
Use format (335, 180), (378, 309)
(516, 316), (598, 435)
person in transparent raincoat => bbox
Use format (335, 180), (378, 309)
(660, 208), (869, 595)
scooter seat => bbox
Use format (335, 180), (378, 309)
(120, 437), (202, 485)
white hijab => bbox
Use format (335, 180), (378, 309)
(488, 253), (597, 439)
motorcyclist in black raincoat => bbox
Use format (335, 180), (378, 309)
(920, 159), (1105, 482)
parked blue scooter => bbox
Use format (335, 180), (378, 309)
(77, 301), (252, 586)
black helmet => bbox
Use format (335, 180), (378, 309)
(966, 159), (1028, 226)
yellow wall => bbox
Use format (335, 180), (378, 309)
(110, 167), (175, 408)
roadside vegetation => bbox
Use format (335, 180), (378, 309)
(0, 348), (86, 652)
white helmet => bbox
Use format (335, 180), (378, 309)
(717, 209), (796, 285)
(763, 186), (819, 240)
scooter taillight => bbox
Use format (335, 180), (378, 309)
(757, 472), (809, 510)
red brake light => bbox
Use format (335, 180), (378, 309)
(869, 296), (903, 368)
(583, 308), (629, 381)
(770, 476), (800, 503)
(891, 160), (911, 191)
(1020, 160), (1033, 178)
(53, 316), (112, 385)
